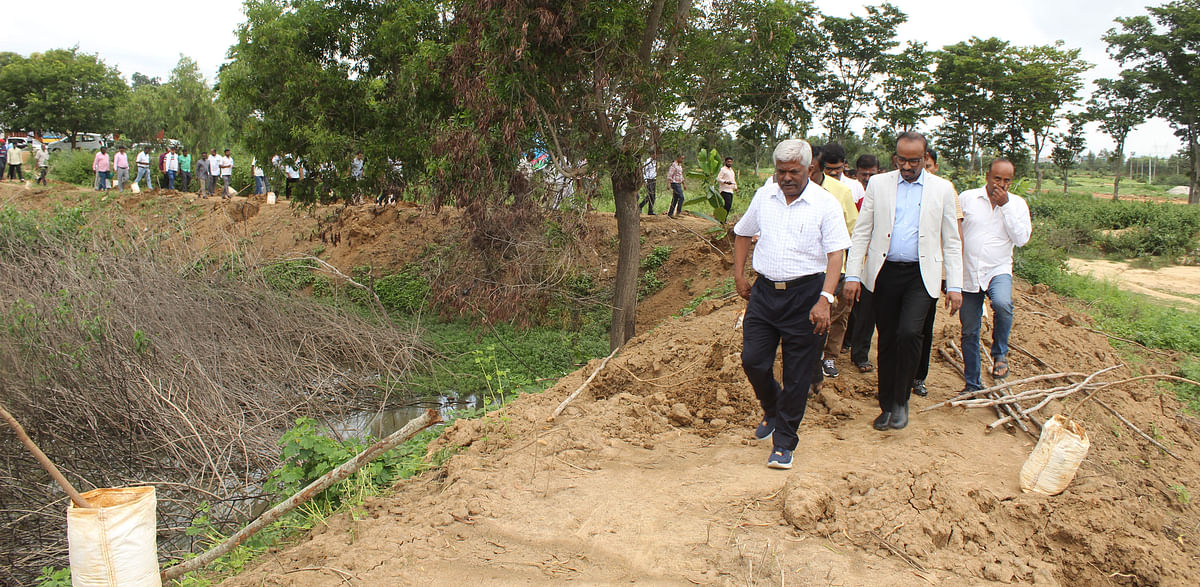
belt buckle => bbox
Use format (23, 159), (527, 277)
(774, 281), (786, 290)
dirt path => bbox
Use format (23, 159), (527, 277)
(223, 286), (1200, 586)
(1067, 258), (1200, 307)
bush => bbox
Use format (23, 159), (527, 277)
(46, 150), (99, 187)
(375, 267), (430, 314)
(262, 259), (317, 291)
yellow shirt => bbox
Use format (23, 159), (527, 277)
(820, 174), (858, 271)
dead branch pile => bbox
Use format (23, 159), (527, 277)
(0, 216), (428, 583)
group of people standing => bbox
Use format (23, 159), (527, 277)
(734, 132), (1031, 469)
(0, 141), (50, 185)
(91, 146), (236, 198)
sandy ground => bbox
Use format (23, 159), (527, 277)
(3, 182), (1199, 586)
(1067, 258), (1200, 308)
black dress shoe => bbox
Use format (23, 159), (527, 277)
(890, 402), (909, 429)
(873, 411), (892, 430)
(911, 379), (928, 397)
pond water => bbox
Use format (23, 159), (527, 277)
(331, 392), (482, 439)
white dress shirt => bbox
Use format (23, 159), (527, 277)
(165, 153), (179, 172)
(839, 173), (865, 204)
(959, 187), (1032, 293)
(733, 180), (851, 281)
(220, 156), (234, 176)
(643, 157), (656, 180)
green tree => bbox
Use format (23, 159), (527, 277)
(1085, 73), (1149, 200)
(1001, 43), (1089, 194)
(692, 0), (825, 167)
(164, 57), (228, 151)
(220, 0), (452, 201)
(1105, 0), (1200, 204)
(815, 2), (906, 141)
(930, 38), (1012, 171)
(1050, 115), (1087, 195)
(875, 41), (932, 133)
(114, 83), (169, 144)
(0, 48), (128, 147)
(443, 0), (694, 349)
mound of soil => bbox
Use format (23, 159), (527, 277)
(220, 281), (1198, 586)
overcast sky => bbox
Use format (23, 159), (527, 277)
(4, 0), (1177, 157)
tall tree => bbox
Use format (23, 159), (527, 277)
(0, 48), (128, 147)
(815, 3), (906, 141)
(443, 0), (693, 349)
(929, 37), (1012, 171)
(1085, 73), (1149, 200)
(220, 0), (452, 199)
(1000, 43), (1089, 193)
(875, 41), (932, 133)
(1106, 0), (1200, 204)
(1050, 115), (1087, 196)
(692, 0), (825, 162)
(164, 57), (228, 151)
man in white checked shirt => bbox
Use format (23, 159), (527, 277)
(733, 139), (851, 470)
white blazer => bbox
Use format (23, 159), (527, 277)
(845, 170), (962, 298)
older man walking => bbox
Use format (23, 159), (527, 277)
(843, 132), (962, 431)
(960, 158), (1031, 392)
(734, 139), (850, 469)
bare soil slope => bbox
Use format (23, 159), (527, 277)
(3, 183), (1198, 586)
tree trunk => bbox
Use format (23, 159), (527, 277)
(1113, 143), (1124, 201)
(1033, 131), (1044, 195)
(609, 168), (642, 351)
(1190, 131), (1200, 205)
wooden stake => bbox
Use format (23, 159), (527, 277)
(0, 401), (92, 508)
(160, 409), (440, 582)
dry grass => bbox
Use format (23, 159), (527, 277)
(0, 209), (427, 582)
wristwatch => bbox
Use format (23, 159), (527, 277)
(819, 291), (836, 304)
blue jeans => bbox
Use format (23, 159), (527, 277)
(960, 274), (1014, 391)
(95, 171), (109, 190)
(135, 167), (153, 189)
(167, 170), (176, 190)
(255, 176), (266, 194)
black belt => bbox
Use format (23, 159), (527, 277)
(761, 272), (822, 290)
(884, 260), (919, 267)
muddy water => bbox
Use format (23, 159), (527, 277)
(333, 393), (481, 439)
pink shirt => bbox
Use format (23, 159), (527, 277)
(113, 152), (129, 169)
(92, 152), (110, 172)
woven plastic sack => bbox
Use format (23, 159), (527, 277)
(130, 181), (140, 193)
(68, 486), (161, 587)
(1020, 415), (1089, 495)
(267, 191), (277, 204)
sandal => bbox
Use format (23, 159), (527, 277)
(992, 360), (1009, 379)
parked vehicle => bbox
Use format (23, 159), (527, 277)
(47, 134), (110, 152)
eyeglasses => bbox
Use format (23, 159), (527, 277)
(896, 156), (924, 167)
(822, 163), (844, 174)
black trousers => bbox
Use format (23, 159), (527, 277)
(915, 281), (946, 382)
(873, 262), (934, 411)
(37, 166), (47, 185)
(7, 164), (21, 180)
(741, 274), (824, 451)
(721, 191), (733, 213)
(640, 179), (657, 214)
(849, 288), (876, 364)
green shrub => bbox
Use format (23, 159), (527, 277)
(47, 150), (100, 187)
(375, 267), (429, 314)
(262, 260), (317, 291)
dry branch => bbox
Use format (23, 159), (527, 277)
(1093, 400), (1182, 461)
(549, 347), (619, 421)
(919, 372), (1086, 413)
(161, 409), (440, 581)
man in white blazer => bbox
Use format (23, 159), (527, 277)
(843, 132), (962, 431)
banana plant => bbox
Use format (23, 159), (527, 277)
(684, 148), (729, 225)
